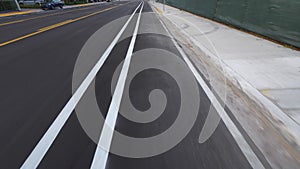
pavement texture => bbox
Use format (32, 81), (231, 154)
(0, 2), (106, 18)
(0, 0), (299, 169)
(150, 0), (300, 156)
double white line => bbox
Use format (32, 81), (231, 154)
(21, 2), (144, 169)
(90, 2), (144, 169)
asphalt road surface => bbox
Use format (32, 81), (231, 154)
(0, 1), (271, 169)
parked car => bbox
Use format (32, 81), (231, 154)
(19, 0), (44, 6)
(41, 0), (64, 10)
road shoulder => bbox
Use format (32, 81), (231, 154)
(150, 1), (300, 169)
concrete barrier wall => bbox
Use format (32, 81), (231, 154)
(159, 0), (300, 48)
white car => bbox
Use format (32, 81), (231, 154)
(19, 0), (44, 6)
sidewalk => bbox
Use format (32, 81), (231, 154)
(151, 0), (300, 160)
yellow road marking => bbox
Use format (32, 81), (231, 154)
(72, 6), (116, 21)
(0, 3), (102, 27)
(0, 10), (37, 17)
(0, 5), (120, 47)
(38, 19), (74, 31)
(0, 9), (83, 27)
(76, 3), (94, 7)
(0, 31), (41, 47)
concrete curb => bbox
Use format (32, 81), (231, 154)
(150, 1), (300, 154)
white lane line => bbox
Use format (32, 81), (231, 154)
(20, 2), (143, 169)
(154, 11), (265, 169)
(90, 2), (144, 169)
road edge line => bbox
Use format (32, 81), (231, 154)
(151, 4), (265, 169)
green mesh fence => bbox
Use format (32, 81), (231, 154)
(158, 0), (300, 48)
